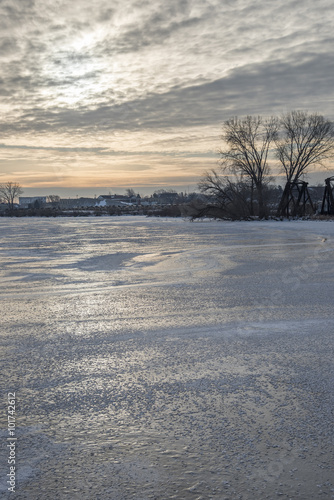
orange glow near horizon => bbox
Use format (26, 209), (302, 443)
(0, 127), (222, 190)
(1, 128), (333, 193)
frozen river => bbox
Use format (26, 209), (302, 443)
(0, 216), (333, 499)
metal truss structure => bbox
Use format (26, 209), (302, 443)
(277, 181), (315, 217)
(320, 176), (334, 215)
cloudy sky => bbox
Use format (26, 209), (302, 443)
(0, 0), (333, 195)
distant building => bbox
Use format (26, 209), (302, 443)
(19, 197), (47, 208)
(96, 194), (140, 207)
(153, 191), (179, 204)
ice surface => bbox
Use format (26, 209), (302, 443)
(0, 217), (333, 499)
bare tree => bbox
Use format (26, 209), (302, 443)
(125, 188), (136, 197)
(198, 170), (253, 219)
(275, 111), (334, 183)
(0, 182), (23, 211)
(219, 115), (278, 218)
(47, 195), (60, 204)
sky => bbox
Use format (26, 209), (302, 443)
(0, 0), (333, 197)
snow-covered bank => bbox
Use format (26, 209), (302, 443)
(0, 217), (333, 499)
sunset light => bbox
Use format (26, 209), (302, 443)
(0, 0), (333, 194)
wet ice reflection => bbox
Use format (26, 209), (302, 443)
(1, 217), (333, 499)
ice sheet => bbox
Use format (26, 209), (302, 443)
(0, 217), (333, 499)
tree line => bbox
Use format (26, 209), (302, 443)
(198, 110), (334, 219)
(0, 182), (23, 211)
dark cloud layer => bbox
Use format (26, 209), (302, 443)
(1, 50), (333, 135)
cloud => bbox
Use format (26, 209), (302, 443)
(1, 49), (333, 136)
(0, 142), (215, 158)
(0, 0), (333, 188)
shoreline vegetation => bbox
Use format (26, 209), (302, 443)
(0, 204), (183, 218)
(0, 182), (333, 219)
(1, 206), (334, 221)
